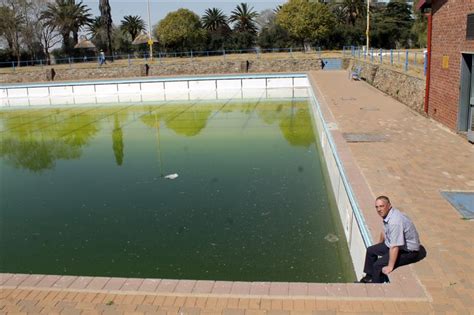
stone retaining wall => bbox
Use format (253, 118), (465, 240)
(351, 60), (425, 114)
(1, 58), (329, 84)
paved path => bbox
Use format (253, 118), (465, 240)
(2, 71), (473, 314)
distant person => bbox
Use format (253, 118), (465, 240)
(321, 59), (326, 70)
(99, 50), (106, 66)
(358, 196), (426, 283)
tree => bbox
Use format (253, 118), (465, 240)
(342, 0), (365, 26)
(411, 0), (427, 47)
(88, 16), (107, 50)
(201, 8), (228, 32)
(99, 0), (113, 56)
(276, 0), (334, 50)
(258, 24), (294, 49)
(41, 0), (92, 54)
(256, 9), (294, 49)
(154, 8), (205, 51)
(201, 8), (230, 50)
(120, 15), (145, 41)
(229, 3), (258, 35)
(0, 2), (24, 64)
(370, 0), (413, 48)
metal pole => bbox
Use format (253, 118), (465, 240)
(147, 0), (153, 61)
(366, 0), (370, 52)
(405, 50), (408, 72)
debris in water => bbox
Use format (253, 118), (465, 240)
(324, 233), (339, 243)
(164, 173), (179, 180)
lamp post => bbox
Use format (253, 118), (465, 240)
(147, 0), (153, 61)
(366, 0), (370, 53)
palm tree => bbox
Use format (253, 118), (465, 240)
(201, 8), (228, 32)
(120, 15), (145, 41)
(88, 16), (107, 50)
(99, 0), (113, 56)
(230, 3), (258, 34)
(41, 0), (92, 54)
(342, 0), (365, 26)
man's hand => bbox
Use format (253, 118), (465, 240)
(382, 266), (393, 275)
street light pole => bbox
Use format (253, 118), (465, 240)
(366, 0), (370, 53)
(147, 0), (153, 61)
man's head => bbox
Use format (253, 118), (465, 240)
(375, 196), (392, 218)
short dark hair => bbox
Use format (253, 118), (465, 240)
(376, 195), (391, 204)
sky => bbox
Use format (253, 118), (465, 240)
(82, 0), (287, 30)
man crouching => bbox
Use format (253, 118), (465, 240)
(359, 196), (426, 283)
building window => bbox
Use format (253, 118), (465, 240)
(467, 14), (474, 40)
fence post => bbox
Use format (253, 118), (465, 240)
(405, 50), (409, 72)
(290, 47), (293, 58)
(128, 54), (131, 67)
(191, 50), (193, 60)
(398, 50), (400, 62)
(380, 48), (383, 63)
(12, 61), (15, 72)
(40, 59), (43, 68)
(371, 48), (374, 63)
(358, 47), (361, 58)
(343, 46), (345, 56)
(390, 49), (393, 65)
(424, 51), (427, 76)
(68, 57), (72, 68)
(414, 52), (417, 66)
(318, 47), (321, 58)
(223, 49), (226, 61)
(256, 48), (259, 59)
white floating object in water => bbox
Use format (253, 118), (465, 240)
(164, 173), (179, 180)
(324, 233), (339, 243)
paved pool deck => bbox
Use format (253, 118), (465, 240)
(1, 70), (473, 314)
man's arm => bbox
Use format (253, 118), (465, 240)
(379, 232), (385, 243)
(382, 246), (400, 275)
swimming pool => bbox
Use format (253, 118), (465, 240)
(0, 74), (367, 282)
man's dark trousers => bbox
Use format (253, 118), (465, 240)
(363, 243), (423, 283)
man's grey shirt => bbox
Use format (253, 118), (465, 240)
(383, 208), (420, 251)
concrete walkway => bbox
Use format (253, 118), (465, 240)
(1, 71), (473, 314)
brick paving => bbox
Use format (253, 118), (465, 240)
(1, 70), (473, 313)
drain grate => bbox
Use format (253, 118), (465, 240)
(343, 133), (387, 143)
(441, 191), (474, 219)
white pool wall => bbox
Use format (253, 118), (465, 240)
(1, 74), (310, 107)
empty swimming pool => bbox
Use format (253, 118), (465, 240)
(0, 83), (355, 282)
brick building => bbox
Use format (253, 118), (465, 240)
(418, 0), (474, 141)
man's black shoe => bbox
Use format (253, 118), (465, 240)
(357, 275), (373, 283)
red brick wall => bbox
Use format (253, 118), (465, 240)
(429, 0), (474, 130)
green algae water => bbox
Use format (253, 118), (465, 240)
(0, 96), (355, 282)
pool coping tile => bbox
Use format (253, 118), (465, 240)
(192, 280), (215, 294)
(68, 276), (94, 290)
(155, 279), (178, 293)
(175, 280), (197, 294)
(20, 274), (45, 287)
(230, 281), (251, 295)
(212, 281), (233, 294)
(138, 279), (161, 292)
(269, 282), (289, 296)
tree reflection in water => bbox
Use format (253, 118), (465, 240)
(0, 109), (99, 172)
(257, 101), (316, 148)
